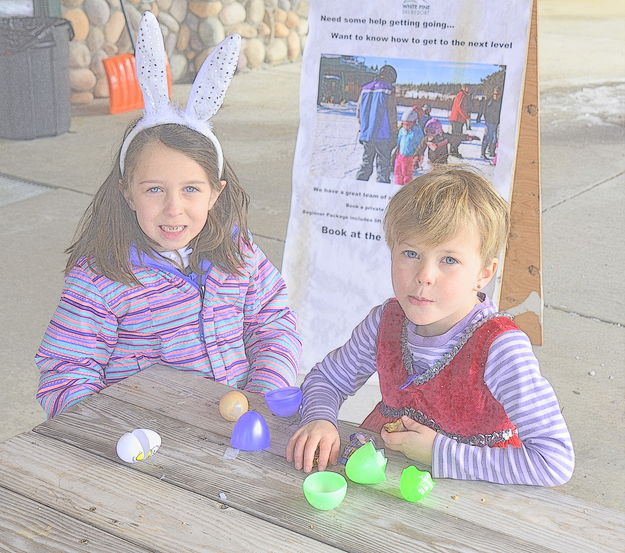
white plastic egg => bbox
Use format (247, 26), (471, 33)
(116, 432), (143, 463)
(116, 428), (162, 463)
(134, 428), (161, 457)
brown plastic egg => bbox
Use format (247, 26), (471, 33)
(219, 390), (249, 421)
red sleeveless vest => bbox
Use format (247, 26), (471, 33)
(361, 299), (522, 448)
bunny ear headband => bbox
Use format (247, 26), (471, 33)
(119, 11), (241, 177)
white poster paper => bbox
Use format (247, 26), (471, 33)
(283, 0), (533, 371)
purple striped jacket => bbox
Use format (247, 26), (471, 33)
(300, 297), (575, 487)
(35, 240), (302, 417)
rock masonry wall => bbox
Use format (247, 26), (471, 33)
(62, 0), (309, 104)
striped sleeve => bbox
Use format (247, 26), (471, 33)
(432, 329), (575, 486)
(299, 304), (384, 426)
(35, 264), (118, 417)
(241, 243), (303, 393)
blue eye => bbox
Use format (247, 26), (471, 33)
(442, 256), (458, 265)
(146, 186), (161, 193)
(184, 186), (200, 193)
(402, 250), (419, 259)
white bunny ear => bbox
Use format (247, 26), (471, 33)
(186, 34), (241, 122)
(119, 22), (239, 176)
(135, 11), (170, 116)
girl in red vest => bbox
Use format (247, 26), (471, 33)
(287, 166), (574, 486)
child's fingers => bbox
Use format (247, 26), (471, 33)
(380, 428), (403, 450)
(285, 428), (302, 462)
(285, 434), (295, 462)
(315, 444), (330, 472)
(316, 437), (336, 472)
(401, 415), (426, 432)
(289, 432), (309, 471)
(329, 438), (340, 466)
(302, 437), (321, 473)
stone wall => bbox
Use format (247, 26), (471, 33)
(62, 0), (309, 104)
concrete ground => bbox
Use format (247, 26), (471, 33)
(1, 1), (623, 512)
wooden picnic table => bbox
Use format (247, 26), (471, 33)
(1, 364), (623, 552)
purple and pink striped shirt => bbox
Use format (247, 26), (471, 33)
(36, 240), (302, 417)
(300, 296), (575, 486)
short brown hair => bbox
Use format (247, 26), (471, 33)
(384, 165), (510, 266)
(66, 123), (250, 284)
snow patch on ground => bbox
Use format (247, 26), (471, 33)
(541, 83), (625, 129)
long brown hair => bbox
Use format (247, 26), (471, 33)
(66, 123), (250, 284)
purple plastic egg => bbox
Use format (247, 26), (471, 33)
(230, 411), (271, 451)
(265, 386), (303, 417)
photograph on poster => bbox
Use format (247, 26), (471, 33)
(311, 54), (505, 187)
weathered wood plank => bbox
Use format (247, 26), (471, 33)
(99, 364), (299, 455)
(122, 366), (625, 551)
(39, 376), (625, 553)
(33, 392), (547, 553)
(0, 432), (343, 553)
(0, 487), (148, 553)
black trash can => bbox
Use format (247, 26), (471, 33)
(0, 17), (73, 139)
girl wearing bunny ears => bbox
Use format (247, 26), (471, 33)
(35, 12), (301, 417)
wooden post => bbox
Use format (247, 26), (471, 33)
(499, 0), (543, 344)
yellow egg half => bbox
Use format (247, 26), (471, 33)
(219, 390), (249, 421)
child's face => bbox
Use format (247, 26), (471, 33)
(390, 223), (496, 337)
(124, 142), (224, 251)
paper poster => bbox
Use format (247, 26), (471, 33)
(283, 0), (533, 371)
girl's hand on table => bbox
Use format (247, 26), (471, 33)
(286, 420), (340, 473)
(381, 415), (435, 466)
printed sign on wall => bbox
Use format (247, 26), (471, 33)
(283, 0), (533, 371)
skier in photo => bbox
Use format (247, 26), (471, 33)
(449, 84), (472, 158)
(355, 65), (398, 183)
(481, 87), (503, 160)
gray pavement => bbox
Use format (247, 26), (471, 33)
(1, 1), (623, 513)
